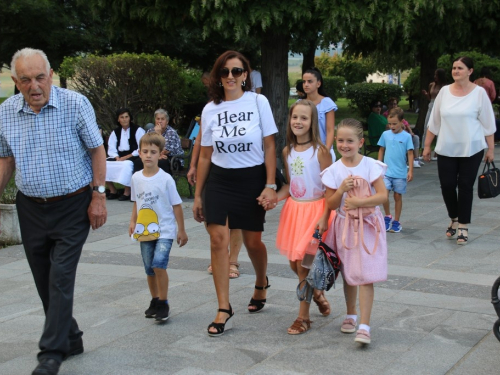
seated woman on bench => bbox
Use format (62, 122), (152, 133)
(134, 108), (184, 175)
(106, 108), (145, 201)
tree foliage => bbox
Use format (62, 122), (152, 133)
(346, 83), (403, 118)
(314, 52), (375, 84)
(332, 0), (500, 132)
(0, 0), (109, 72)
(60, 53), (205, 133)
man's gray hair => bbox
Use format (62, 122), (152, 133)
(10, 48), (51, 79)
(154, 108), (169, 122)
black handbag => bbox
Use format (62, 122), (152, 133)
(478, 162), (500, 199)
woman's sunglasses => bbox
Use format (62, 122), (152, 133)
(220, 67), (244, 78)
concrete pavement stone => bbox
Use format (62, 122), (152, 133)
(2, 149), (500, 374)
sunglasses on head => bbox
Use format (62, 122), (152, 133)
(220, 67), (244, 78)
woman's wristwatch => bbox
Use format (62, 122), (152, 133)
(265, 184), (277, 190)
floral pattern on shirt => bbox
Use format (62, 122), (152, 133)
(148, 126), (184, 165)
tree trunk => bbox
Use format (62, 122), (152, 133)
(416, 51), (438, 136)
(261, 31), (290, 161)
(302, 40), (317, 75)
(59, 76), (67, 89)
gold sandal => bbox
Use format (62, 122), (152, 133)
(287, 317), (312, 335)
(229, 262), (240, 279)
(312, 292), (331, 316)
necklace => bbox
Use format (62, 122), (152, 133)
(296, 139), (311, 146)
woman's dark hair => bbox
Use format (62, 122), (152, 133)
(208, 51), (252, 105)
(454, 56), (474, 70)
(435, 68), (446, 84)
(480, 67), (492, 79)
(115, 108), (133, 126)
(296, 80), (305, 95)
(370, 99), (382, 108)
(303, 67), (329, 97)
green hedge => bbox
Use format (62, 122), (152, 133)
(345, 83), (403, 118)
(60, 53), (205, 133)
(322, 76), (345, 101)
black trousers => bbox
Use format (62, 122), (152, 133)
(437, 150), (484, 224)
(16, 189), (91, 362)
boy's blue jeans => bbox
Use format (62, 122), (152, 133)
(140, 239), (173, 275)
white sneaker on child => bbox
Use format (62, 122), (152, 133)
(413, 160), (421, 168)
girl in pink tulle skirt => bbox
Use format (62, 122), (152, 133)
(264, 100), (334, 335)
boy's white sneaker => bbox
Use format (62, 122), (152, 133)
(413, 160), (421, 168)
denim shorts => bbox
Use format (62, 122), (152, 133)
(384, 176), (407, 194)
(140, 239), (173, 276)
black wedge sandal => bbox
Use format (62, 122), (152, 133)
(248, 276), (271, 314)
(446, 219), (459, 239)
(207, 304), (234, 337)
(457, 228), (468, 245)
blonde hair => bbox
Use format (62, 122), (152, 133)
(285, 100), (327, 157)
(139, 132), (165, 151)
(337, 118), (364, 140)
(388, 107), (404, 121)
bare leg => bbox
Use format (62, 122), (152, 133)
(207, 223), (231, 333)
(153, 268), (169, 301)
(124, 186), (131, 196)
(243, 230), (268, 309)
(383, 192), (391, 216)
(229, 229), (243, 278)
(358, 284), (374, 326)
(146, 275), (158, 298)
(394, 192), (403, 221)
(288, 261), (311, 333)
(343, 279), (357, 316)
(106, 182), (117, 193)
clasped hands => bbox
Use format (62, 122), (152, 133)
(257, 187), (278, 211)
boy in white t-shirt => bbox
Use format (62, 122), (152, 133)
(129, 132), (188, 321)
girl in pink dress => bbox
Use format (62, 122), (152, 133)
(321, 118), (388, 345)
(273, 100), (334, 334)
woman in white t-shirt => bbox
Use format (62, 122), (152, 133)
(193, 51), (278, 337)
(423, 56), (496, 245)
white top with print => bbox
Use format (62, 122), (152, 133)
(130, 169), (182, 241)
(201, 92), (278, 169)
(287, 145), (325, 200)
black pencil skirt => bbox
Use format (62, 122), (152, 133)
(204, 163), (266, 231)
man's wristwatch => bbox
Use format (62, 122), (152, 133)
(265, 184), (277, 191)
(93, 185), (106, 194)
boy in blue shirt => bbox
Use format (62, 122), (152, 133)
(377, 107), (414, 232)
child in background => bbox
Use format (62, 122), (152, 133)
(129, 132), (188, 322)
(322, 118), (388, 344)
(377, 107), (414, 233)
(265, 100), (334, 334)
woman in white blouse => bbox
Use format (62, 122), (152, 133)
(106, 108), (145, 201)
(423, 56), (495, 245)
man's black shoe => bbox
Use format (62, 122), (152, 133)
(32, 358), (60, 375)
(63, 338), (84, 361)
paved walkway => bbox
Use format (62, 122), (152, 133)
(2, 151), (500, 375)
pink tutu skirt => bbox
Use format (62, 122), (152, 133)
(276, 197), (335, 261)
